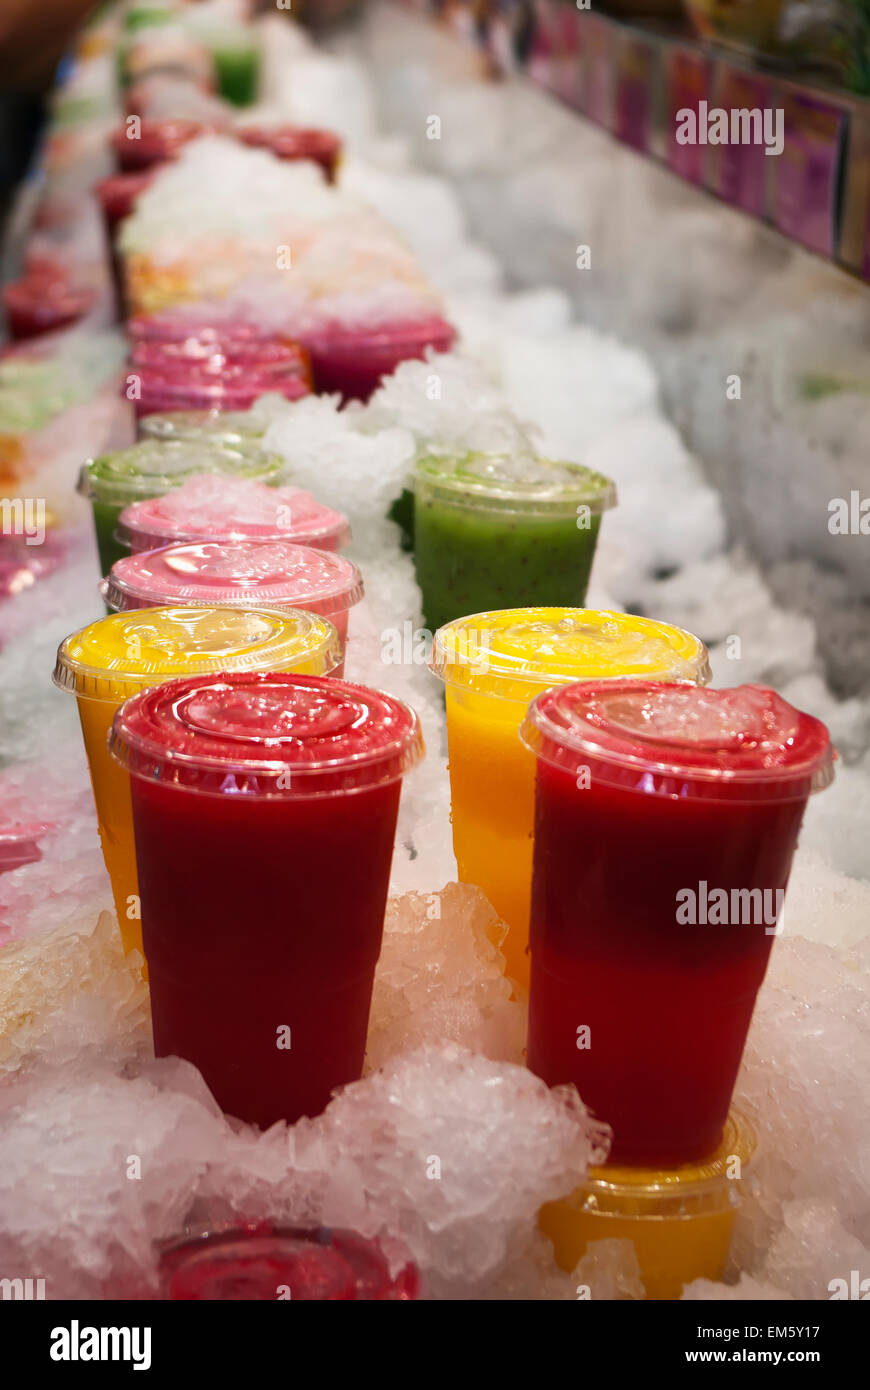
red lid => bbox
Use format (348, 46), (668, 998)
(117, 475), (351, 552)
(95, 172), (155, 224)
(521, 680), (836, 803)
(239, 125), (341, 175)
(159, 1222), (419, 1301)
(110, 671), (424, 796)
(104, 539), (363, 616)
(130, 337), (309, 373)
(129, 366), (310, 414)
(111, 119), (208, 171)
(128, 311), (290, 346)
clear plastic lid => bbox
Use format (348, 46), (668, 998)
(414, 451), (617, 518)
(132, 368), (310, 413)
(53, 606), (341, 702)
(130, 338), (310, 374)
(78, 439), (284, 507)
(109, 671), (424, 796)
(116, 475), (351, 552)
(103, 540), (364, 618)
(521, 680), (836, 802)
(138, 410), (267, 444)
(430, 608), (711, 702)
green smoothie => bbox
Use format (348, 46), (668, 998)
(78, 438), (284, 578)
(412, 451), (617, 633)
(212, 40), (261, 107)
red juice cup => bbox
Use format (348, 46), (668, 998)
(130, 336), (309, 373)
(103, 539), (364, 664)
(3, 275), (95, 340)
(158, 1222), (419, 1300)
(238, 125), (342, 182)
(521, 681), (835, 1166)
(109, 671), (424, 1126)
(117, 475), (351, 554)
(303, 316), (457, 402)
(95, 172), (154, 314)
(111, 118), (209, 172)
(128, 311), (298, 349)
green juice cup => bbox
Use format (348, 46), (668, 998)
(412, 452), (617, 633)
(78, 438), (285, 578)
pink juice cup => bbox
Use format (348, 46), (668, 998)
(128, 363), (312, 422)
(103, 539), (364, 666)
(128, 310), (296, 348)
(129, 336), (310, 373)
(117, 474), (351, 554)
(109, 671), (423, 1126)
(111, 118), (211, 172)
(302, 315), (457, 402)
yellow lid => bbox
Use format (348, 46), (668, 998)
(430, 607), (711, 701)
(53, 606), (341, 702)
(567, 1109), (757, 1221)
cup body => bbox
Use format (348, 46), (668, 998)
(131, 771), (401, 1125)
(527, 753), (808, 1162)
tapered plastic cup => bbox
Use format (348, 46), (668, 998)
(103, 540), (364, 660)
(116, 475), (351, 554)
(521, 680), (834, 1163)
(138, 408), (268, 446)
(413, 452), (616, 632)
(109, 671), (424, 1125)
(303, 316), (456, 402)
(53, 607), (341, 965)
(78, 438), (284, 577)
(430, 608), (710, 991)
(129, 361), (311, 422)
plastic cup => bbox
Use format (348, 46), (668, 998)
(159, 1224), (419, 1301)
(104, 540), (364, 658)
(3, 275), (95, 340)
(129, 364), (311, 422)
(239, 125), (342, 181)
(128, 311), (292, 347)
(111, 118), (209, 172)
(117, 475), (351, 554)
(539, 1109), (756, 1300)
(109, 671), (423, 1125)
(138, 408), (267, 446)
(303, 316), (456, 402)
(429, 608), (710, 991)
(53, 606), (341, 963)
(413, 451), (616, 632)
(521, 680), (834, 1163)
(130, 337), (308, 373)
(78, 438), (284, 577)
(208, 34), (261, 106)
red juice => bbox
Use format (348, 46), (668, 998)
(302, 316), (457, 402)
(110, 672), (423, 1127)
(3, 275), (94, 340)
(521, 680), (834, 1166)
(159, 1223), (419, 1300)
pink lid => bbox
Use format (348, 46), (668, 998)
(238, 126), (341, 176)
(117, 475), (351, 552)
(128, 311), (287, 346)
(130, 337), (310, 373)
(521, 680), (835, 803)
(130, 367), (310, 414)
(110, 671), (424, 796)
(104, 539), (363, 617)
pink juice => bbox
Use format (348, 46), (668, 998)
(302, 316), (457, 402)
(117, 474), (351, 553)
(110, 672), (423, 1127)
(521, 680), (834, 1166)
(104, 539), (364, 658)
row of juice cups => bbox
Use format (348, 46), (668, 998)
(52, 597), (835, 1298)
(79, 420), (620, 633)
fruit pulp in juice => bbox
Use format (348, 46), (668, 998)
(445, 683), (536, 988)
(131, 776), (402, 1127)
(527, 756), (807, 1164)
(415, 499), (601, 635)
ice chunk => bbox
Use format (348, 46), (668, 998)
(366, 885), (525, 1070)
(573, 1239), (646, 1301)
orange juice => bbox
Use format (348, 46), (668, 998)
(539, 1108), (757, 1300)
(53, 606), (341, 964)
(430, 608), (710, 989)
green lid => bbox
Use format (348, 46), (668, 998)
(413, 451), (617, 519)
(77, 438), (284, 508)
